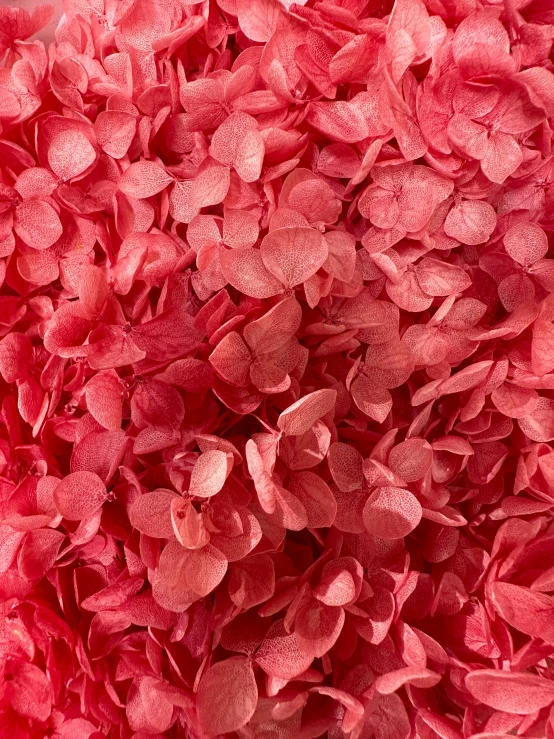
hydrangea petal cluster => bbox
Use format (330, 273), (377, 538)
(0, 0), (553, 737)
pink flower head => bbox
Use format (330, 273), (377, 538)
(359, 159), (454, 236)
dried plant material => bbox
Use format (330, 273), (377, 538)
(0, 1), (553, 737)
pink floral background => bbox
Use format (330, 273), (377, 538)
(0, 0), (553, 737)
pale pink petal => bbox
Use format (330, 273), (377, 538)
(363, 486), (423, 539)
(260, 227), (328, 289)
(119, 160), (172, 199)
(220, 246), (283, 298)
(53, 471), (107, 520)
(465, 669), (554, 714)
(14, 200), (62, 250)
(189, 450), (232, 498)
(444, 200), (497, 246)
(504, 222), (548, 267)
(196, 658), (258, 735)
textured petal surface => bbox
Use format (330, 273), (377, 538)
(53, 471), (107, 520)
(220, 246), (283, 298)
(260, 227), (328, 289)
(197, 657), (258, 735)
(47, 128), (96, 180)
(85, 371), (122, 430)
(189, 450), (231, 497)
(278, 389), (337, 436)
(119, 160), (173, 199)
(363, 487), (423, 539)
(465, 670), (554, 714)
(14, 201), (62, 250)
(444, 201), (497, 245)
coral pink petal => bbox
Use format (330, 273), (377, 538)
(53, 471), (107, 520)
(196, 657), (258, 735)
(14, 200), (62, 250)
(465, 670), (554, 714)
(363, 486), (423, 539)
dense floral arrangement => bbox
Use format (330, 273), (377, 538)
(0, 0), (553, 736)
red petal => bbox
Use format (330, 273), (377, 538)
(327, 442), (364, 492)
(415, 258), (472, 297)
(243, 295), (302, 355)
(220, 246), (283, 298)
(85, 371), (122, 430)
(210, 112), (264, 183)
(504, 222), (548, 267)
(295, 600), (345, 657)
(3, 662), (53, 721)
(491, 383), (539, 419)
(444, 201), (497, 246)
(223, 209), (259, 249)
(519, 397), (554, 442)
(237, 0), (285, 42)
(388, 438), (433, 482)
(306, 101), (369, 144)
(0, 332), (32, 383)
(481, 132), (523, 184)
(490, 581), (554, 641)
(209, 331), (251, 386)
(47, 127), (97, 180)
(168, 542), (228, 596)
(126, 677), (175, 734)
(288, 471), (337, 528)
(375, 667), (441, 694)
(131, 379), (184, 430)
(190, 159), (230, 209)
(95, 111), (136, 159)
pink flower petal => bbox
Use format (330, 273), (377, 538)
(444, 201), (497, 246)
(196, 657), (258, 735)
(465, 669), (554, 714)
(363, 486), (423, 539)
(260, 227), (328, 289)
(14, 200), (62, 250)
(119, 160), (173, 199)
(47, 128), (97, 180)
(53, 471), (107, 520)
